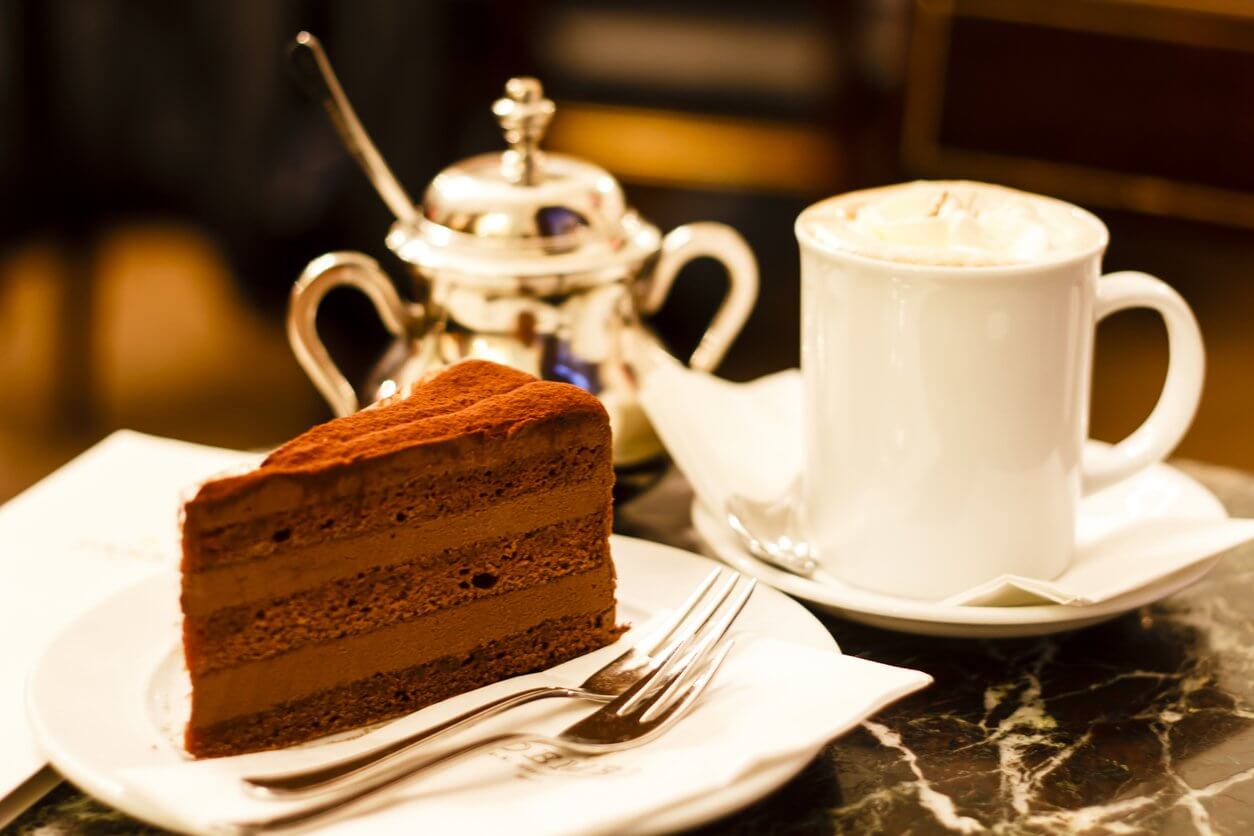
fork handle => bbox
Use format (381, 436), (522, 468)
(244, 686), (588, 796)
(230, 732), (533, 835)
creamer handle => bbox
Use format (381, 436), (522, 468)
(643, 223), (759, 371)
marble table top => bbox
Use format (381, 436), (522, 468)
(9, 460), (1254, 835)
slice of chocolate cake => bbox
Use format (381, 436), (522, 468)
(180, 360), (620, 757)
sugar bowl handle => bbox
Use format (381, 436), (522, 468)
(287, 251), (422, 416)
(643, 223), (759, 372)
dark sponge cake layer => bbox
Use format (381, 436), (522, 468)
(179, 360), (619, 757)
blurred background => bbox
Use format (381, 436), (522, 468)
(1, 0), (1252, 501)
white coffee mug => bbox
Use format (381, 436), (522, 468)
(796, 183), (1204, 600)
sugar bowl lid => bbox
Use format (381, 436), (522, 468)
(386, 77), (660, 280)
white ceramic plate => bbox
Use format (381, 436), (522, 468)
(27, 535), (836, 835)
(693, 457), (1228, 638)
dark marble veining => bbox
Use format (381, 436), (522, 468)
(9, 462), (1254, 835)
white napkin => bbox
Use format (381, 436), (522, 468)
(0, 431), (259, 801)
(122, 634), (930, 836)
(943, 516), (1254, 606)
(634, 339), (802, 514)
(635, 351), (1254, 607)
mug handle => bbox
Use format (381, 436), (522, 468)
(642, 222), (759, 372)
(1083, 271), (1205, 494)
(287, 251), (422, 417)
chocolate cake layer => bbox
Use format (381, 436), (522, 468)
(186, 607), (619, 758)
(180, 360), (619, 757)
(184, 373), (608, 525)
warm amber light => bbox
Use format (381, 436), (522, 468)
(547, 103), (842, 195)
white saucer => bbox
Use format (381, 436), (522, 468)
(692, 458), (1228, 638)
(27, 535), (836, 835)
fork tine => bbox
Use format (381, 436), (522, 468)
(597, 577), (740, 720)
(632, 567), (727, 656)
(638, 636), (735, 725)
(615, 575), (755, 717)
(633, 570), (737, 673)
(624, 570), (738, 684)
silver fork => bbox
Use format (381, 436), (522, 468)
(224, 630), (739, 834)
(243, 569), (756, 797)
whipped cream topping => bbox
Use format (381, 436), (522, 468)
(799, 181), (1103, 267)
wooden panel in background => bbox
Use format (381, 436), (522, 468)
(904, 0), (1254, 228)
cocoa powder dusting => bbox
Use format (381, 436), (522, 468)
(191, 360), (609, 505)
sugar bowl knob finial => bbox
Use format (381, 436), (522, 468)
(492, 77), (555, 185)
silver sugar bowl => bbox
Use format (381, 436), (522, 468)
(286, 38), (758, 466)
